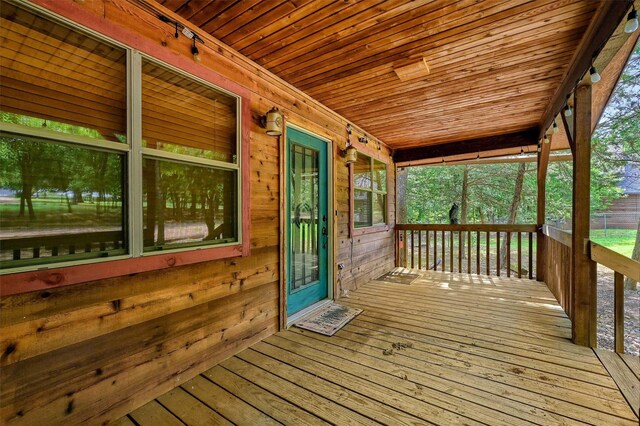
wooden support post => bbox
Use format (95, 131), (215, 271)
(614, 272), (624, 353)
(572, 83), (595, 347)
(536, 135), (551, 282)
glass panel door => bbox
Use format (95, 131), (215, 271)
(286, 127), (328, 315)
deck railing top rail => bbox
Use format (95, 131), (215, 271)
(396, 224), (537, 232)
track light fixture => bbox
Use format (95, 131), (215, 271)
(191, 38), (200, 62)
(589, 66), (601, 84)
(625, 5), (638, 34)
(358, 136), (368, 144)
(158, 14), (204, 63)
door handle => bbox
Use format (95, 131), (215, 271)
(322, 226), (328, 249)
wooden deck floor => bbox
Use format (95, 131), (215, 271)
(117, 270), (639, 425)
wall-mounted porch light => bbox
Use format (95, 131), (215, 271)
(343, 124), (357, 164)
(260, 107), (283, 136)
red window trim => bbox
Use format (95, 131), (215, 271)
(0, 0), (251, 297)
(349, 145), (391, 238)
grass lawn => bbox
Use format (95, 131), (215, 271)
(589, 229), (637, 258)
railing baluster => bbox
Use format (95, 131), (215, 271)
(506, 232), (511, 278)
(476, 231), (480, 274)
(458, 231), (462, 273)
(404, 230), (408, 268)
(441, 230), (445, 272)
(496, 232), (501, 276)
(467, 231), (471, 273)
(449, 231), (454, 272)
(433, 230), (437, 270)
(517, 232), (522, 278)
(528, 232), (533, 279)
(395, 229), (399, 267)
(486, 231), (490, 276)
(418, 231), (422, 270)
(614, 272), (624, 353)
(426, 231), (430, 270)
(410, 230), (415, 269)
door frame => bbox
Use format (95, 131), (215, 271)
(280, 122), (334, 328)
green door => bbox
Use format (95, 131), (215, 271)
(286, 127), (329, 316)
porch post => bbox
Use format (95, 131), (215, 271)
(536, 136), (551, 282)
(571, 83), (595, 346)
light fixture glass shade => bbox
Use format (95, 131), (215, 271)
(589, 66), (601, 84)
(625, 10), (639, 33)
(265, 107), (283, 136)
(564, 106), (572, 117)
(345, 145), (357, 164)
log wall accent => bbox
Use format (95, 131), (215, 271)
(0, 0), (395, 424)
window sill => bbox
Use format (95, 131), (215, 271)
(0, 243), (248, 296)
(352, 224), (390, 237)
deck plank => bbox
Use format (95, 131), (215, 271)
(205, 365), (325, 425)
(128, 400), (183, 426)
(156, 387), (233, 425)
(120, 270), (639, 425)
(594, 348), (640, 417)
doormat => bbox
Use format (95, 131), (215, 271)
(294, 303), (362, 336)
(377, 269), (420, 285)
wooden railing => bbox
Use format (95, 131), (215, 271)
(542, 225), (640, 353)
(541, 225), (572, 319)
(395, 224), (538, 278)
(590, 241), (640, 353)
(0, 231), (124, 263)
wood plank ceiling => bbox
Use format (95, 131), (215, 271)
(156, 0), (603, 149)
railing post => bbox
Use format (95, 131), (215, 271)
(572, 83), (595, 347)
(537, 132), (551, 282)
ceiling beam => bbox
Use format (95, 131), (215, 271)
(538, 1), (630, 139)
(393, 128), (539, 164)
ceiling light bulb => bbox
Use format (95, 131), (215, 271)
(625, 9), (639, 33)
(589, 66), (601, 84)
(564, 105), (572, 117)
(543, 136), (550, 144)
(552, 121), (559, 133)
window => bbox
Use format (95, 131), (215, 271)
(0, 4), (245, 272)
(353, 153), (387, 229)
(141, 59), (239, 252)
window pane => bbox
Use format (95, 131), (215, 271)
(373, 193), (387, 225)
(353, 153), (372, 189)
(142, 60), (237, 163)
(0, 4), (127, 143)
(0, 134), (126, 268)
(373, 160), (387, 192)
(354, 189), (372, 228)
(142, 158), (237, 251)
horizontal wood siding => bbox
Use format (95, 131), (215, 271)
(0, 0), (395, 424)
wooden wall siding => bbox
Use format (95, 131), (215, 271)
(159, 0), (601, 148)
(0, 0), (395, 424)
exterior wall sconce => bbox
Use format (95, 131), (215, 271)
(260, 107), (283, 136)
(345, 145), (358, 164)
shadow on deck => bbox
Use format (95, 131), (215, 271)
(117, 270), (639, 425)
